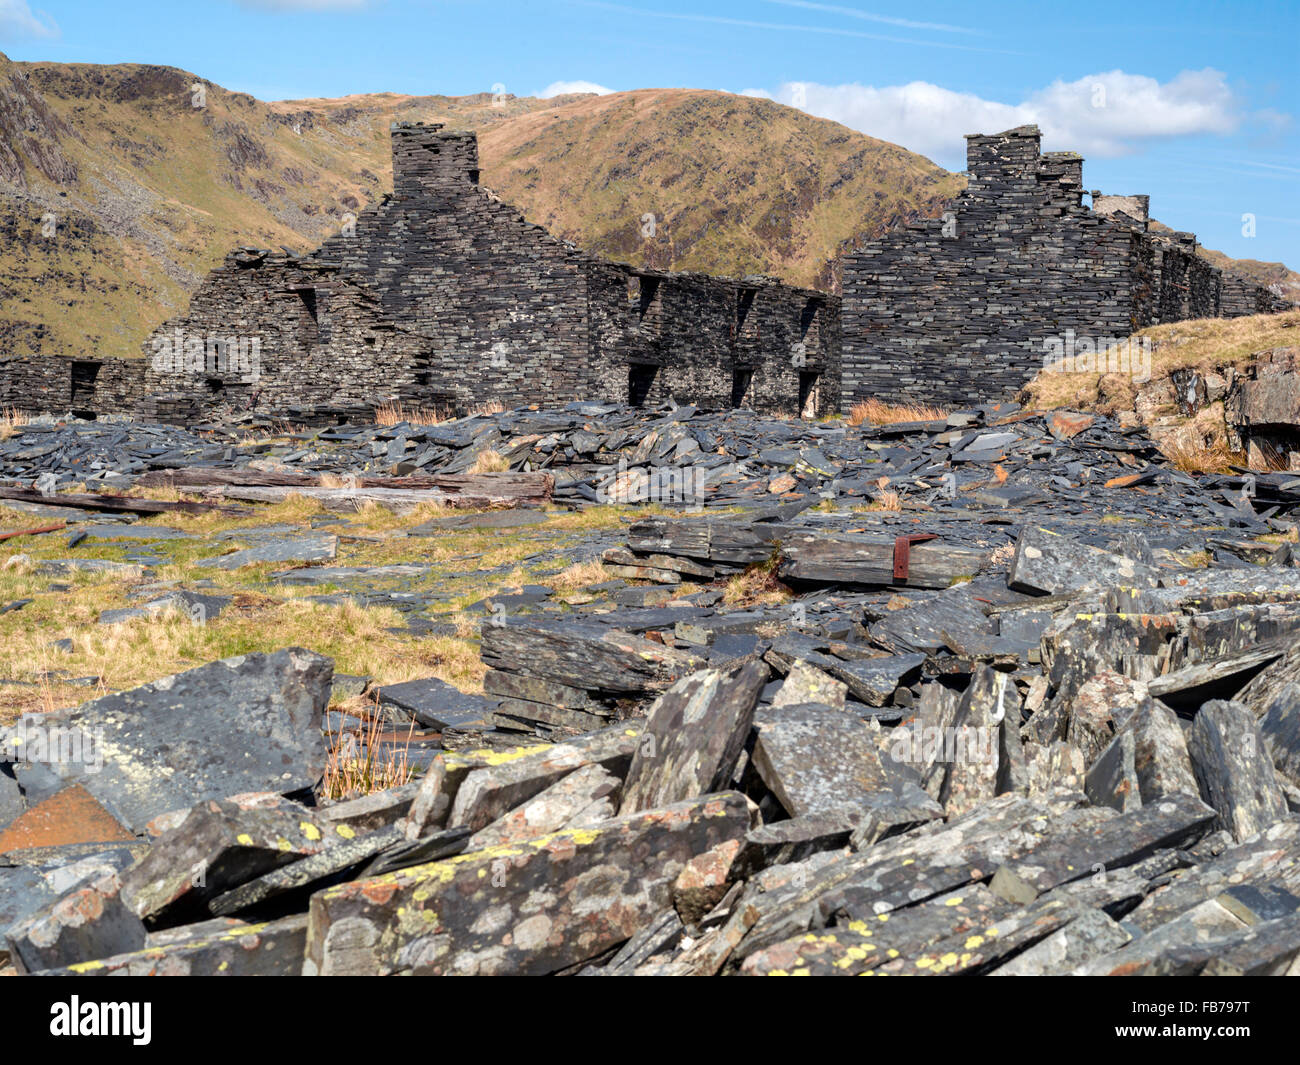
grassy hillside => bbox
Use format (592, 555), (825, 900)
(3, 54), (1289, 366)
(0, 56), (961, 362)
(1021, 308), (1300, 472)
(476, 88), (962, 286)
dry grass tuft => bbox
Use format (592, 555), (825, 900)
(848, 398), (947, 427)
(547, 559), (612, 593)
(722, 557), (793, 608)
(865, 489), (902, 512)
(374, 400), (446, 427)
(469, 449), (511, 474)
(1159, 435), (1245, 475)
(322, 702), (417, 801)
(0, 407), (30, 441)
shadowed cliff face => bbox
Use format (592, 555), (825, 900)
(0, 63), (79, 188)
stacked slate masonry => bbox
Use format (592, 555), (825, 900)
(0, 122), (1288, 421)
(841, 125), (1292, 408)
(3, 122), (839, 424)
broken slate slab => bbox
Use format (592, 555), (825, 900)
(410, 510), (549, 533)
(77, 525), (196, 542)
(752, 704), (911, 819)
(740, 883), (1014, 976)
(36, 559), (145, 578)
(5, 870), (146, 974)
(1123, 821), (1300, 935)
(208, 825), (423, 917)
(375, 677), (497, 730)
(619, 660), (767, 815)
(988, 906), (1133, 975)
(1259, 683), (1300, 788)
(33, 914), (309, 976)
(198, 534), (338, 570)
(1148, 643), (1288, 712)
(469, 763), (621, 848)
(481, 618), (705, 697)
(0, 843), (145, 968)
(0, 649), (331, 834)
(441, 723), (642, 835)
(118, 795), (342, 925)
(305, 791), (751, 975)
(98, 589), (232, 626)
(937, 666), (1017, 818)
(990, 793), (1218, 903)
(771, 661), (847, 710)
(824, 653), (925, 708)
(272, 564), (431, 586)
(0, 783), (134, 852)
(1007, 526), (1159, 596)
(1187, 699), (1290, 842)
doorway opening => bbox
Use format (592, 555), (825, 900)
(798, 372), (820, 419)
(629, 363), (659, 407)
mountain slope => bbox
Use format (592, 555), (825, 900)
(2, 54), (1289, 367)
(476, 88), (961, 286)
(0, 56), (961, 361)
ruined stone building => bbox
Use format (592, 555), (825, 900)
(0, 122), (1289, 422)
(0, 122), (839, 423)
(841, 125), (1292, 408)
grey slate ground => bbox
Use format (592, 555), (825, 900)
(2, 400), (1300, 976)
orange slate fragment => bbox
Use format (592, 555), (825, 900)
(1105, 473), (1142, 489)
(1048, 411), (1095, 440)
(0, 784), (134, 852)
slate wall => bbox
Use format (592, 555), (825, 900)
(4, 122), (1288, 423)
(840, 125), (1292, 409)
(5, 123), (836, 423)
(132, 251), (422, 422)
(312, 125), (600, 415)
(585, 265), (841, 418)
(0, 354), (145, 417)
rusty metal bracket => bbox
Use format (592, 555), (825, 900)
(893, 533), (937, 582)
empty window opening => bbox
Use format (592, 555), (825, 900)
(800, 298), (822, 340)
(205, 339), (227, 375)
(731, 367), (753, 408)
(70, 361), (100, 405)
(736, 288), (756, 335)
(633, 276), (661, 319)
(294, 286), (324, 343)
(629, 364), (659, 407)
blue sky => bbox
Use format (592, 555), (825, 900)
(3, 0), (1297, 267)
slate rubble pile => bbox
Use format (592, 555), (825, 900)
(4, 402), (1298, 527)
(3, 402), (1300, 975)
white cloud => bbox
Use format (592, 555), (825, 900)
(0, 0), (58, 39)
(538, 80), (614, 99)
(750, 69), (1248, 166)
